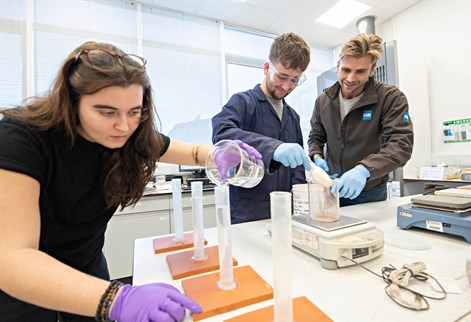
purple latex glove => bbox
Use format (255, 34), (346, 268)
(233, 140), (262, 161)
(109, 283), (202, 322)
(215, 140), (262, 181)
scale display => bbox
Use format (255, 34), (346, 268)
(291, 215), (384, 269)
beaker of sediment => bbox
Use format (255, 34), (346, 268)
(308, 182), (340, 222)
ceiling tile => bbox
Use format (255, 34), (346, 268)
(245, 0), (293, 13)
(301, 22), (357, 48)
(147, 0), (200, 14)
(376, 0), (421, 14)
(233, 4), (281, 30)
(362, 0), (386, 7)
(139, 0), (420, 48)
(196, 2), (243, 22)
(341, 7), (394, 31)
(266, 13), (311, 35)
(284, 0), (336, 21)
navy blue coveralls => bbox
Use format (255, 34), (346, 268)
(212, 84), (306, 224)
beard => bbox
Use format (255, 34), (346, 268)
(267, 82), (290, 100)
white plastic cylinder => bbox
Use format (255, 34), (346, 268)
(270, 191), (293, 322)
(171, 179), (184, 242)
(191, 181), (207, 261)
(214, 185), (237, 290)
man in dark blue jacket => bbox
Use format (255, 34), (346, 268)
(212, 32), (312, 224)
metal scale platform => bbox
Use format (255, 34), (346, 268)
(397, 189), (471, 243)
(291, 215), (384, 270)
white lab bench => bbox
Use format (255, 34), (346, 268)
(402, 177), (471, 196)
(133, 196), (471, 322)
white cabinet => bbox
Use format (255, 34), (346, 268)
(104, 190), (216, 279)
(104, 195), (170, 279)
(169, 190), (217, 233)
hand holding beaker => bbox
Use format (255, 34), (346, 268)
(206, 140), (264, 188)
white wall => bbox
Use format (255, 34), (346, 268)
(378, 1), (471, 177)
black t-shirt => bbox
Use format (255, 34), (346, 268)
(0, 116), (170, 272)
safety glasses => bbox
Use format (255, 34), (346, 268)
(268, 61), (306, 87)
(74, 49), (147, 69)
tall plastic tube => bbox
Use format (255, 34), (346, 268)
(270, 191), (293, 322)
(214, 185), (237, 290)
(191, 181), (207, 261)
(172, 179), (184, 242)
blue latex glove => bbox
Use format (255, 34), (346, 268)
(110, 283), (202, 322)
(215, 140), (262, 181)
(313, 156), (329, 172)
(329, 173), (339, 180)
(333, 164), (370, 199)
(314, 156), (338, 179)
(273, 143), (311, 170)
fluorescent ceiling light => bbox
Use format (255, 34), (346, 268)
(316, 0), (372, 29)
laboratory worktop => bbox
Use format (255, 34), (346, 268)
(133, 196), (471, 322)
(404, 177), (471, 183)
(402, 178), (471, 196)
(142, 182), (215, 197)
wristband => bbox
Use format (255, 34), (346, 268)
(95, 280), (124, 322)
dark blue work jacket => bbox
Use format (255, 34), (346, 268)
(212, 84), (306, 224)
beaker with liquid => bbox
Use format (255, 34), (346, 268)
(308, 182), (340, 222)
(206, 140), (264, 188)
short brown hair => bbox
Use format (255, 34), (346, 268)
(269, 32), (310, 71)
(339, 33), (384, 64)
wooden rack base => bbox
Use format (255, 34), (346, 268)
(223, 296), (333, 322)
(182, 265), (273, 321)
(166, 245), (238, 279)
(152, 232), (207, 254)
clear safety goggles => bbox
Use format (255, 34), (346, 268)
(268, 61), (306, 87)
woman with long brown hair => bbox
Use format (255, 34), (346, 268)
(0, 41), (260, 322)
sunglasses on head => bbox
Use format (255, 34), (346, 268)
(74, 49), (147, 69)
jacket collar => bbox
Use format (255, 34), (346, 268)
(254, 84), (294, 129)
(253, 83), (291, 107)
(254, 84), (268, 101)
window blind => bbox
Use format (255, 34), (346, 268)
(0, 0), (26, 107)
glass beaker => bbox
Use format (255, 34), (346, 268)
(308, 182), (340, 222)
(206, 140), (264, 188)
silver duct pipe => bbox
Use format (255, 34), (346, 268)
(356, 15), (376, 34)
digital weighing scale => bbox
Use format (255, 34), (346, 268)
(291, 215), (384, 270)
(397, 192), (471, 243)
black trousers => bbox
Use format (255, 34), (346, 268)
(0, 252), (110, 322)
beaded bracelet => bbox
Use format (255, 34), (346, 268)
(95, 280), (124, 322)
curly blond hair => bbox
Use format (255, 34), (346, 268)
(339, 33), (384, 64)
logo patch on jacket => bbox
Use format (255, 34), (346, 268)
(362, 110), (372, 120)
(404, 112), (409, 122)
